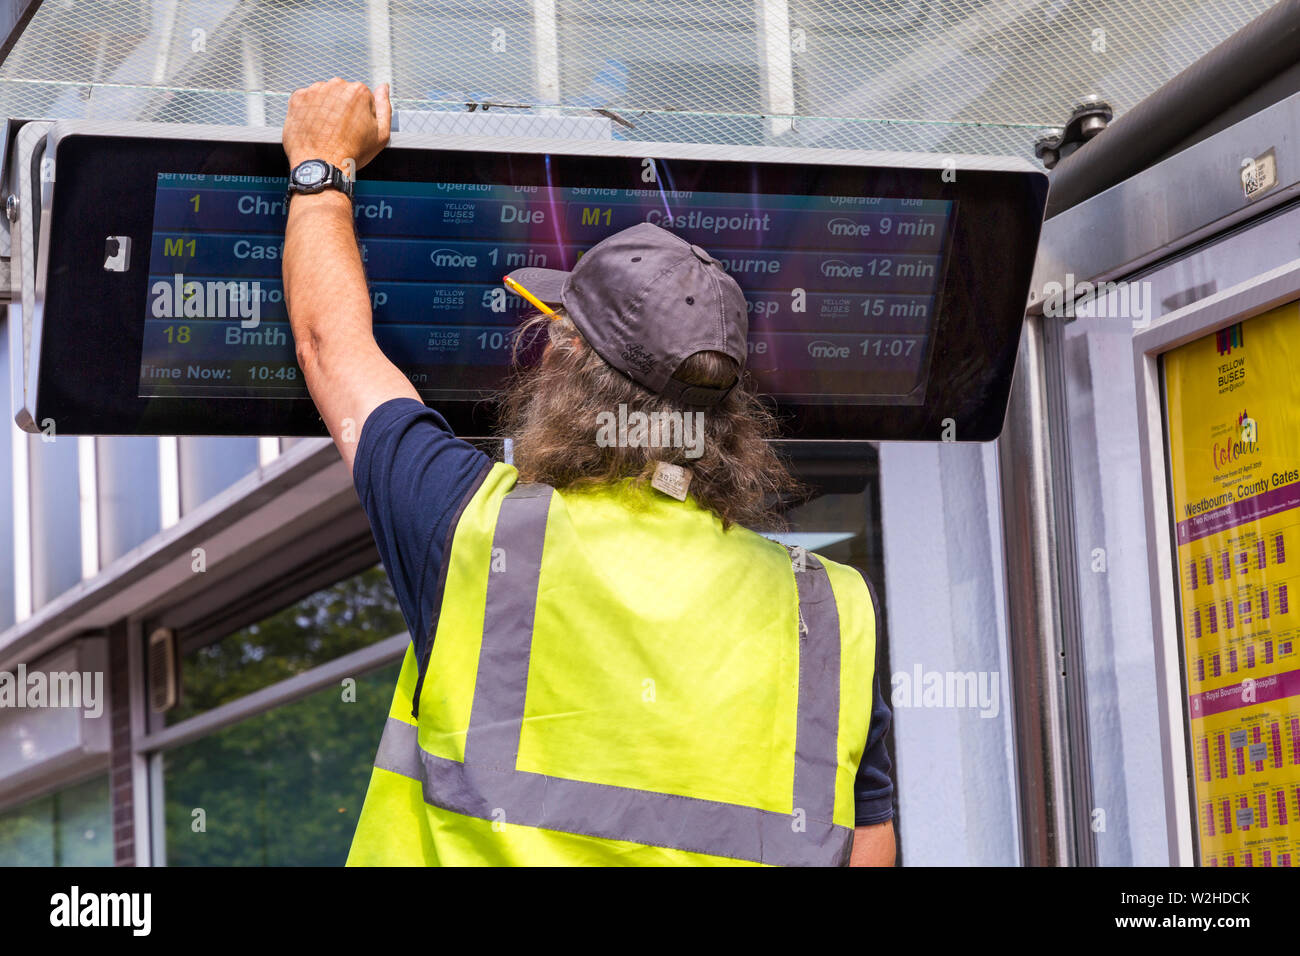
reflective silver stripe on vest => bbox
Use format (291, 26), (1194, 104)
(373, 717), (423, 780)
(793, 551), (841, 828)
(372, 717), (847, 866)
(464, 483), (554, 769)
(381, 482), (853, 866)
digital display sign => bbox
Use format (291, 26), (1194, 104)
(23, 121), (1049, 439)
(139, 174), (955, 405)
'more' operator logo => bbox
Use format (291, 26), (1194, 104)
(1212, 409), (1259, 472)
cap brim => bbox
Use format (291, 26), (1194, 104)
(504, 266), (569, 304)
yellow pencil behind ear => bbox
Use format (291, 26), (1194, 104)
(503, 275), (556, 316)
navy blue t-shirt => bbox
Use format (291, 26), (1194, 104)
(353, 397), (894, 826)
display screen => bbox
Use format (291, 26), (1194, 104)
(139, 173), (956, 405)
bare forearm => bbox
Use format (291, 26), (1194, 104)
(284, 190), (372, 365)
(282, 187), (418, 470)
(280, 78), (417, 472)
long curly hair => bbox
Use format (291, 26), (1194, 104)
(496, 307), (802, 531)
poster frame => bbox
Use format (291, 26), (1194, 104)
(1133, 256), (1300, 866)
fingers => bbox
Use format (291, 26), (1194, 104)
(374, 82), (392, 144)
(282, 78), (391, 168)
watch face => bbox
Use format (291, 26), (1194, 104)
(295, 160), (328, 187)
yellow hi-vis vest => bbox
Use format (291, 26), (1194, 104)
(346, 462), (877, 866)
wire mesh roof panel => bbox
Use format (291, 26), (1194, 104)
(0, 0), (1281, 159)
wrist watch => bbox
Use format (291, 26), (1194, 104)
(286, 158), (354, 202)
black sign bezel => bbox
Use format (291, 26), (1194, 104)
(32, 127), (1047, 440)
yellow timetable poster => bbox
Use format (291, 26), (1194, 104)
(1165, 300), (1300, 867)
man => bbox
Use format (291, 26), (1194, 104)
(282, 78), (895, 866)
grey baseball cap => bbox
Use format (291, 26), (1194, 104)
(505, 221), (749, 406)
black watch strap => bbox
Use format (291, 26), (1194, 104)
(287, 159), (355, 201)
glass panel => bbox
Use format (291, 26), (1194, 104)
(555, 1), (763, 146)
(27, 432), (81, 608)
(0, 0), (1276, 153)
(165, 564), (406, 726)
(178, 437), (260, 514)
(96, 436), (162, 566)
(393, 0), (535, 107)
(875, 441), (1018, 865)
(1056, 313), (1165, 864)
(158, 659), (401, 866)
(0, 774), (113, 866)
(256, 9), (369, 105)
